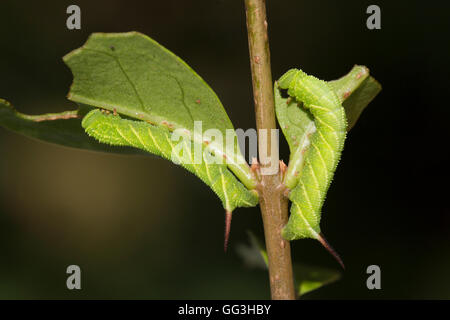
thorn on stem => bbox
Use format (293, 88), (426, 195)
(279, 160), (287, 173)
(251, 157), (261, 181)
(251, 157), (259, 170)
(224, 211), (232, 252)
(279, 160), (287, 181)
(317, 233), (345, 270)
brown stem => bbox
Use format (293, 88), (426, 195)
(244, 0), (295, 300)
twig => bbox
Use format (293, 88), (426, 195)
(244, 0), (296, 300)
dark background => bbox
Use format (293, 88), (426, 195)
(0, 0), (448, 299)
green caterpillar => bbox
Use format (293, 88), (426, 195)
(82, 109), (259, 249)
(278, 69), (347, 267)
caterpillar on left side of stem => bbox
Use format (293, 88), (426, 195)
(82, 109), (259, 250)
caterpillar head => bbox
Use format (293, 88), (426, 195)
(278, 69), (307, 89)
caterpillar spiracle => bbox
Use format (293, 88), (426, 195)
(278, 69), (347, 268)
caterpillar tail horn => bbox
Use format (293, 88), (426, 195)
(224, 211), (233, 252)
(317, 233), (345, 270)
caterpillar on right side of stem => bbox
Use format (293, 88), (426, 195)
(278, 69), (347, 268)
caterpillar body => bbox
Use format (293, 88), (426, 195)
(278, 69), (347, 264)
(82, 109), (259, 250)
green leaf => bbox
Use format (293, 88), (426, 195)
(339, 76), (382, 130)
(328, 65), (371, 102)
(294, 264), (341, 296)
(0, 98), (143, 154)
(82, 109), (258, 213)
(236, 231), (268, 269)
(63, 31), (257, 189)
(329, 65), (382, 130)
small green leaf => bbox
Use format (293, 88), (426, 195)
(0, 98), (142, 154)
(329, 65), (382, 130)
(340, 76), (382, 130)
(236, 231), (268, 269)
(237, 231), (341, 297)
(64, 31), (257, 189)
(294, 264), (341, 296)
(328, 65), (371, 102)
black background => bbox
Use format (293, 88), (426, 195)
(0, 0), (449, 299)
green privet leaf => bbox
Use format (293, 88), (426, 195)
(0, 98), (143, 154)
(63, 31), (257, 190)
(294, 264), (341, 296)
(236, 231), (268, 269)
(329, 66), (382, 130)
(82, 109), (258, 214)
(237, 231), (341, 297)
